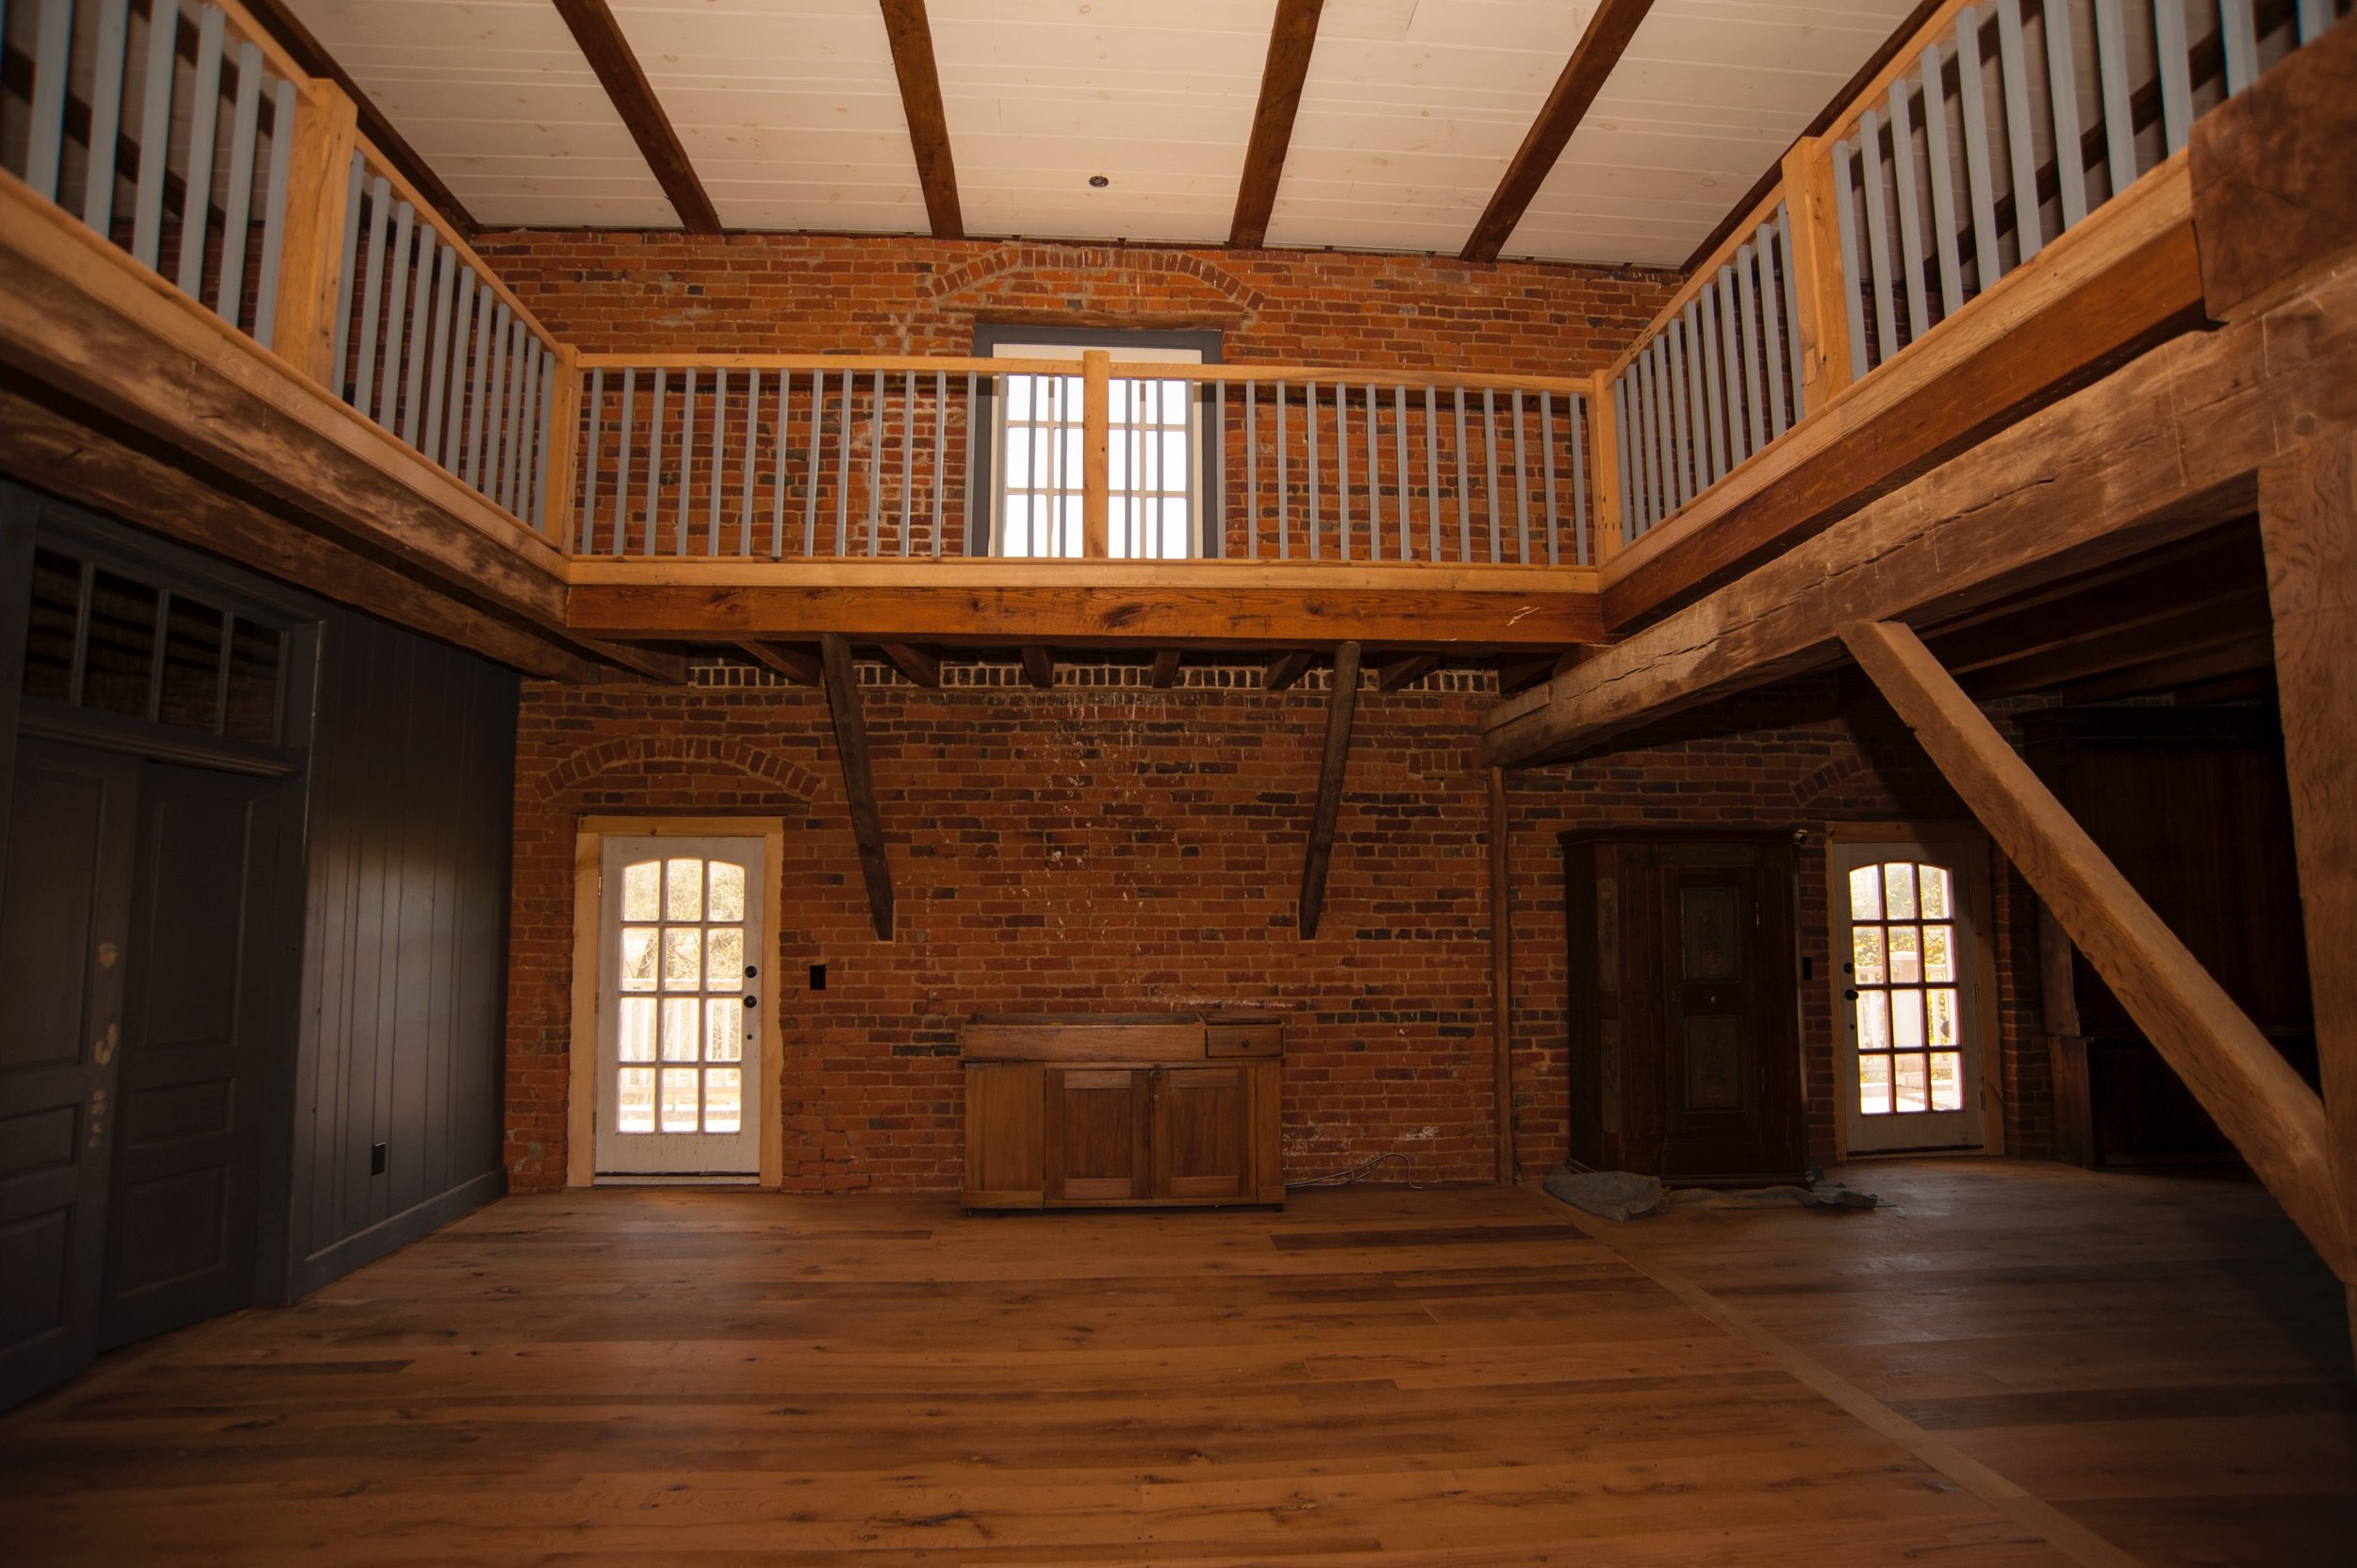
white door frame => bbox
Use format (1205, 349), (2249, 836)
(569, 817), (786, 1187)
(1823, 822), (2005, 1158)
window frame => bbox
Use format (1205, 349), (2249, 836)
(967, 324), (1225, 558)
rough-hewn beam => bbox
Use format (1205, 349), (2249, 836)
(878, 0), (964, 240)
(739, 640), (822, 685)
(552, 0), (722, 234)
(820, 633), (894, 941)
(1298, 641), (1360, 940)
(879, 641), (942, 688)
(1459, 0), (1655, 264)
(1843, 619), (2349, 1280)
(1482, 220), (2357, 768)
(1228, 0), (1325, 250)
(0, 381), (602, 682)
(1018, 646), (1054, 689)
(1264, 651), (1314, 692)
(2258, 426), (2357, 1325)
(1150, 648), (1182, 689)
(235, 0), (476, 232)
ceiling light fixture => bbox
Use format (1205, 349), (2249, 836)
(1088, 174), (1110, 188)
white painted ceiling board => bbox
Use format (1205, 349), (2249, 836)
(277, 0), (680, 228)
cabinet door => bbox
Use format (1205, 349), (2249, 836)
(1152, 1066), (1250, 1201)
(964, 1063), (1044, 1207)
(1045, 1067), (1149, 1202)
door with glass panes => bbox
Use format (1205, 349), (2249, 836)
(1833, 841), (1984, 1152)
(595, 837), (764, 1175)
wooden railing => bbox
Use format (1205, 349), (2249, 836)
(567, 355), (1598, 567)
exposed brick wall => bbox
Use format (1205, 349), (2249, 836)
(505, 663), (2052, 1193)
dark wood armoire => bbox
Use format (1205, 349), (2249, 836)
(1562, 829), (1808, 1184)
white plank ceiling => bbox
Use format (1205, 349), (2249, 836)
(285, 0), (1920, 266)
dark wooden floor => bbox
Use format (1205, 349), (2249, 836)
(1, 1161), (2348, 1565)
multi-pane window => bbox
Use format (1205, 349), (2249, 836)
(614, 855), (748, 1136)
(1847, 860), (1966, 1116)
(991, 342), (1203, 559)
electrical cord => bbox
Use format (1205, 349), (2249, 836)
(1285, 1150), (1420, 1190)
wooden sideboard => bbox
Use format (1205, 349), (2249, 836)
(960, 1012), (1284, 1211)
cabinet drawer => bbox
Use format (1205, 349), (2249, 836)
(1205, 1026), (1281, 1058)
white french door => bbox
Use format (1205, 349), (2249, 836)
(1832, 839), (1985, 1153)
(595, 836), (765, 1176)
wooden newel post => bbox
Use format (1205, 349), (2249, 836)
(270, 80), (361, 388)
(1082, 348), (1111, 556)
(543, 345), (585, 552)
(1589, 368), (1623, 564)
(1782, 135), (1854, 416)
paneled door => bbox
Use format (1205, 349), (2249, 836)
(594, 837), (765, 1177)
(1044, 1067), (1150, 1202)
(1151, 1066), (1249, 1201)
(1833, 840), (1986, 1152)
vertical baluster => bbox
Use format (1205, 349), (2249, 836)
(131, 0), (180, 266)
(1716, 269), (1747, 465)
(1648, 339), (1673, 521)
(803, 369), (821, 555)
(477, 300), (509, 489)
(643, 368), (665, 555)
(707, 367), (729, 554)
(773, 370), (792, 559)
(83, 0), (130, 234)
(1366, 381), (1382, 561)
(932, 370), (947, 558)
(1570, 394), (1590, 567)
(327, 157), (366, 393)
(665, 366), (688, 551)
(1698, 289), (1726, 483)
(900, 369), (916, 556)
(1307, 381), (1320, 560)
(581, 368), (603, 553)
(613, 368), (634, 558)
(1736, 246), (1769, 455)
(1454, 388), (1470, 561)
(2220, 0), (2257, 94)
(418, 247), (459, 458)
(1512, 388), (1530, 563)
(26, 0), (76, 204)
(253, 77), (296, 346)
(1612, 376), (1634, 548)
(1541, 393), (1558, 567)
(736, 367), (757, 555)
(1276, 380), (1288, 560)
(1831, 143), (1871, 381)
(2297, 0), (2333, 40)
(1859, 113), (1900, 366)
(1997, 0), (2045, 261)
(1757, 224), (1793, 437)
(443, 272), (476, 474)
(173, 8), (226, 293)
(375, 206), (415, 429)
(867, 369), (883, 556)
(834, 370), (850, 555)
(1629, 352), (1654, 531)
(2091, 0), (2136, 200)
(535, 347), (556, 528)
(352, 180), (391, 417)
(2151, 0), (2191, 155)
(1956, 9), (2003, 289)
(1336, 385), (1352, 560)
(1203, 376), (1219, 558)
(1887, 84), (1931, 347)
(1668, 323), (1694, 508)
(398, 227), (436, 445)
(1424, 385), (1440, 561)
(2042, 0), (2087, 229)
(1681, 302), (1711, 478)
(214, 41), (263, 326)
(509, 329), (535, 516)
(1245, 381), (1259, 557)
(1920, 47), (1964, 319)
(962, 371), (978, 555)
(1393, 385), (1409, 562)
(1482, 388), (1501, 561)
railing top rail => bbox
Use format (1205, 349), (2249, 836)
(207, 0), (321, 93)
(568, 353), (1595, 396)
(1602, 175), (1795, 387)
(1815, 0), (1983, 155)
(354, 131), (563, 353)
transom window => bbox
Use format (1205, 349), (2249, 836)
(615, 855), (747, 1136)
(1846, 860), (1965, 1116)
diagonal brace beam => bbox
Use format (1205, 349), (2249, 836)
(820, 633), (896, 940)
(1298, 641), (1360, 939)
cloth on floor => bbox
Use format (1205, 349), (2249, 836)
(1543, 1164), (1878, 1221)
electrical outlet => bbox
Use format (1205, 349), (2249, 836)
(370, 1142), (387, 1176)
(809, 963), (827, 991)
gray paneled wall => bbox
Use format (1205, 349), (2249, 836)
(288, 611), (517, 1295)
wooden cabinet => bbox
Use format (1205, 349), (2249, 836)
(963, 1014), (1283, 1210)
(1563, 830), (1807, 1184)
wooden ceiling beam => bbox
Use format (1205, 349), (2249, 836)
(1459, 0), (1656, 264)
(551, 0), (722, 234)
(1298, 640), (1360, 940)
(233, 0), (477, 233)
(1844, 619), (2350, 1281)
(879, 0), (964, 240)
(1228, 0), (1326, 250)
(820, 634), (896, 941)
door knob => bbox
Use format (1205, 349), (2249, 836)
(742, 995), (758, 1009)
(1844, 987), (1858, 1000)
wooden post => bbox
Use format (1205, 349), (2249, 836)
(1082, 348), (1111, 557)
(1842, 619), (2351, 1280)
(1298, 642), (1360, 940)
(543, 345), (585, 552)
(819, 634), (895, 940)
(269, 80), (360, 387)
(1488, 766), (1517, 1182)
(1782, 135), (1854, 415)
(2257, 426), (2357, 1342)
(1588, 368), (1623, 565)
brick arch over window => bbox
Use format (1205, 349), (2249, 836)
(531, 734), (824, 806)
(928, 244), (1266, 325)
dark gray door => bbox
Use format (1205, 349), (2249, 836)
(0, 741), (140, 1409)
(97, 763), (286, 1351)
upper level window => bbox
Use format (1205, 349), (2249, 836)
(976, 328), (1221, 559)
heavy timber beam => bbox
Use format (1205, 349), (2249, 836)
(1298, 642), (1360, 940)
(2257, 426), (2357, 1328)
(1481, 236), (2357, 767)
(1228, 0), (1326, 250)
(819, 634), (894, 941)
(552, 0), (722, 233)
(1842, 619), (2352, 1282)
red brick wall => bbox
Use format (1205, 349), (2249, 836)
(504, 663), (2052, 1193)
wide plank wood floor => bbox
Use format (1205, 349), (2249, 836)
(0, 1162), (2346, 1565)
